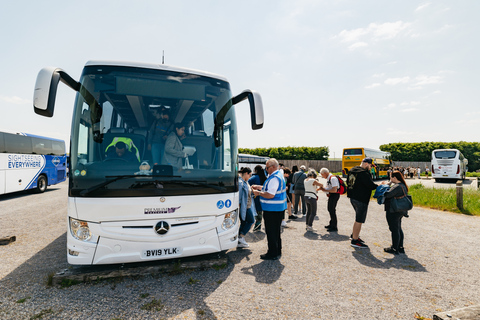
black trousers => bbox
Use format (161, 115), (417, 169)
(327, 193), (340, 228)
(386, 211), (404, 250)
(294, 191), (306, 214)
(263, 210), (284, 257)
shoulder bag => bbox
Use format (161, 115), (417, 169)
(390, 184), (413, 213)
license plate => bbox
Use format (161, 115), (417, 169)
(142, 247), (182, 258)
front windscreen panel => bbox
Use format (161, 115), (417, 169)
(434, 151), (457, 159)
(69, 65), (238, 197)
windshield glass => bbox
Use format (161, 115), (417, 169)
(434, 151), (457, 159)
(70, 65), (238, 197)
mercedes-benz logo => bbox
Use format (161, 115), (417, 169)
(155, 221), (170, 235)
(160, 197), (166, 202)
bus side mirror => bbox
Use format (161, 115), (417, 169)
(232, 90), (264, 130)
(33, 67), (80, 117)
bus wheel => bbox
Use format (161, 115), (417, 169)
(37, 175), (47, 193)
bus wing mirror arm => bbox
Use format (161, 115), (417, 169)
(33, 67), (80, 117)
(232, 90), (264, 130)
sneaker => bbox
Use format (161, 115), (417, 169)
(398, 247), (405, 254)
(350, 234), (365, 243)
(281, 220), (287, 228)
(306, 226), (316, 232)
(253, 223), (261, 232)
(351, 239), (369, 248)
(237, 237), (249, 248)
(384, 247), (399, 255)
(288, 215), (298, 220)
(326, 227), (338, 232)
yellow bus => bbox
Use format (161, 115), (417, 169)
(342, 148), (391, 179)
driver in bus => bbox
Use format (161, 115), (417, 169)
(106, 141), (139, 162)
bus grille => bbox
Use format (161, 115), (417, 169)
(437, 160), (454, 166)
(58, 170), (66, 179)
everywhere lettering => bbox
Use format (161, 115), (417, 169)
(7, 155), (43, 169)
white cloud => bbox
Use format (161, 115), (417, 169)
(414, 75), (443, 86)
(454, 119), (480, 125)
(401, 108), (419, 113)
(348, 42), (368, 50)
(365, 83), (381, 89)
(415, 3), (431, 12)
(385, 77), (410, 85)
(400, 101), (420, 106)
(0, 95), (31, 105)
(383, 103), (396, 110)
(372, 73), (385, 78)
(336, 21), (412, 47)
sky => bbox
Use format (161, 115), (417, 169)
(1, 1), (479, 159)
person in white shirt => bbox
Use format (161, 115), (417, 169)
(304, 169), (322, 232)
(319, 168), (340, 232)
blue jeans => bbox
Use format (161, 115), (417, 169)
(239, 207), (255, 236)
(151, 143), (165, 165)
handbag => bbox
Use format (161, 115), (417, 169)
(390, 185), (413, 213)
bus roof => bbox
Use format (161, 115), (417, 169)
(85, 60), (228, 82)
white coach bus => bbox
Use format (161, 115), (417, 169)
(33, 61), (263, 265)
(431, 149), (468, 182)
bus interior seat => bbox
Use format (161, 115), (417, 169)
(108, 128), (126, 134)
(182, 136), (214, 169)
(133, 128), (148, 137)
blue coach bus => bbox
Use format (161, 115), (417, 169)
(0, 131), (67, 194)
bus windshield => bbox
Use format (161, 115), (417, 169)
(70, 65), (238, 197)
(434, 150), (457, 159)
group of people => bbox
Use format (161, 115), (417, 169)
(238, 157), (411, 260)
(106, 106), (193, 169)
(388, 166), (429, 179)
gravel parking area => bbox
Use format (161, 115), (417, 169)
(1, 182), (479, 319)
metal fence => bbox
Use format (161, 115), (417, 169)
(279, 160), (431, 174)
(279, 160), (342, 173)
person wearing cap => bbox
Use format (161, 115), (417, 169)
(292, 165), (307, 217)
(346, 157), (381, 248)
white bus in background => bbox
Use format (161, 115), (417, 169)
(33, 61), (263, 265)
(431, 149), (468, 182)
(238, 153), (269, 170)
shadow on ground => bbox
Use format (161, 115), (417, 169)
(351, 248), (427, 272)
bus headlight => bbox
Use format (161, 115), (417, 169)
(221, 210), (238, 230)
(69, 217), (93, 241)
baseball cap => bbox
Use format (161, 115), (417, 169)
(300, 165), (306, 170)
(362, 157), (373, 164)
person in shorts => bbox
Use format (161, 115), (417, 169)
(346, 158), (381, 248)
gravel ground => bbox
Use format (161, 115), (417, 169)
(1, 181), (479, 319)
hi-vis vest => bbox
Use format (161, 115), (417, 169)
(105, 137), (140, 161)
(260, 170), (287, 211)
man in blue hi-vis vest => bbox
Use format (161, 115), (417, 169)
(252, 158), (287, 260)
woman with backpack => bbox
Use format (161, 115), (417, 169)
(304, 169), (322, 232)
(383, 170), (409, 255)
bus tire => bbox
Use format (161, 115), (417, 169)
(37, 175), (47, 193)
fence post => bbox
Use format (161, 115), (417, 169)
(456, 180), (463, 210)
